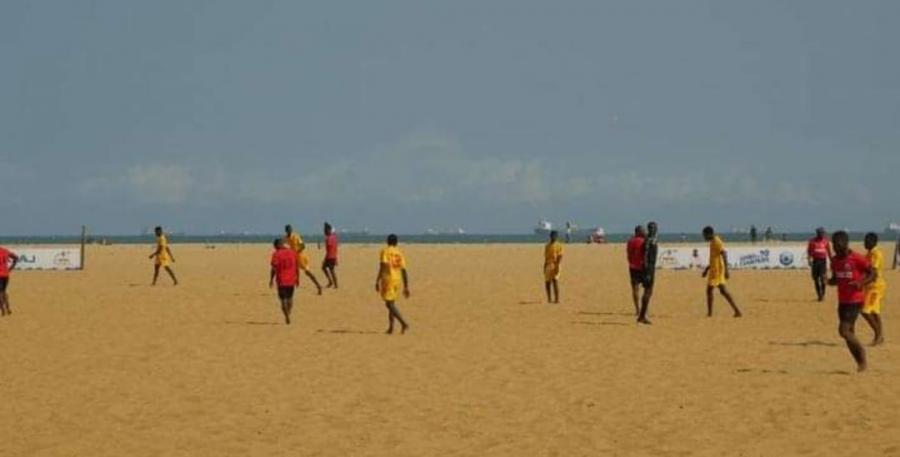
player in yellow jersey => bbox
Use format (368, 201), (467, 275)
(862, 232), (886, 345)
(701, 226), (741, 317)
(149, 226), (178, 286)
(375, 234), (410, 334)
(284, 225), (323, 295)
(544, 230), (563, 303)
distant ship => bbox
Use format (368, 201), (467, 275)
(425, 228), (466, 236)
(534, 220), (606, 243)
(337, 227), (370, 236)
(887, 223), (900, 233)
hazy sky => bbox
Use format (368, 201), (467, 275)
(2, 0), (898, 235)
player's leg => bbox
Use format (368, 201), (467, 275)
(861, 313), (878, 344)
(164, 266), (178, 285)
(388, 301), (409, 334)
(545, 281), (552, 303)
(872, 314), (884, 345)
(638, 283), (654, 324)
(0, 290), (8, 316)
(329, 264), (338, 289)
(631, 281), (641, 316)
(321, 260), (334, 288)
(304, 270), (323, 295)
(718, 285), (742, 317)
(552, 279), (560, 303)
(152, 264), (161, 285)
(706, 285), (715, 317)
(384, 300), (396, 334)
(838, 305), (866, 371)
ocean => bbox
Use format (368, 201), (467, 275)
(1, 232), (894, 246)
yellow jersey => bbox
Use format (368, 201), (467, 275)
(868, 248), (887, 290)
(379, 246), (407, 283)
(544, 241), (563, 267)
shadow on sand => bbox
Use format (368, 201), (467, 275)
(572, 320), (630, 327)
(223, 320), (283, 326)
(316, 329), (380, 335)
(768, 340), (839, 348)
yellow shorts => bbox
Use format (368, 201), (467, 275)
(156, 256), (170, 268)
(297, 254), (310, 271)
(544, 264), (561, 282)
(863, 287), (885, 314)
(707, 271), (726, 287)
(380, 279), (401, 302)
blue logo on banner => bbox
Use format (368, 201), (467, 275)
(779, 251), (794, 267)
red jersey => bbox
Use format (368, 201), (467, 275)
(831, 251), (871, 304)
(325, 233), (338, 260)
(271, 247), (298, 287)
(0, 247), (13, 278)
(626, 236), (646, 271)
(807, 237), (831, 260)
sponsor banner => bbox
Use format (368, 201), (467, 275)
(7, 248), (82, 271)
(656, 246), (808, 270)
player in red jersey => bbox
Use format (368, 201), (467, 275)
(270, 239), (299, 325)
(322, 222), (339, 289)
(807, 227), (833, 301)
(0, 245), (20, 316)
(828, 231), (875, 372)
(626, 225), (647, 316)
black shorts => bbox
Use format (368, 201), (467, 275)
(838, 303), (861, 324)
(323, 258), (337, 268)
(811, 259), (827, 278)
(0, 277), (8, 292)
(629, 269), (654, 288)
(277, 286), (295, 300)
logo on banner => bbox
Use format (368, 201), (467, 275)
(53, 251), (74, 268)
(779, 251), (795, 267)
(738, 250), (770, 268)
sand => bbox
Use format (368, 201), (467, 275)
(1, 242), (899, 456)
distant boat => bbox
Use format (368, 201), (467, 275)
(534, 219), (606, 243)
(887, 223), (900, 233)
(337, 228), (370, 236)
(534, 219), (554, 235)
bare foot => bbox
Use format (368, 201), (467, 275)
(637, 318), (652, 325)
(401, 324), (409, 334)
(317, 288), (323, 296)
(857, 363), (867, 373)
(385, 328), (393, 335)
(871, 337), (884, 347)
(733, 312), (743, 318)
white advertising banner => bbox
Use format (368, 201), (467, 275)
(8, 248), (82, 271)
(656, 245), (809, 270)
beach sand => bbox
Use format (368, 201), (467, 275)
(1, 243), (898, 456)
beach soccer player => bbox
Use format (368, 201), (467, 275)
(807, 227), (833, 302)
(626, 225), (646, 315)
(149, 226), (178, 286)
(0, 245), (19, 316)
(637, 221), (660, 324)
(544, 230), (563, 304)
(375, 234), (410, 334)
(284, 225), (323, 295)
(701, 226), (742, 318)
(828, 230), (875, 372)
(862, 232), (886, 346)
(269, 238), (298, 325)
(322, 222), (339, 289)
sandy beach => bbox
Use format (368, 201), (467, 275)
(1, 242), (898, 456)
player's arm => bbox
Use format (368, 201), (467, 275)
(269, 265), (276, 288)
(702, 265), (709, 277)
(402, 268), (410, 297)
(375, 262), (388, 291)
(9, 253), (18, 270)
(722, 250), (730, 279)
(166, 246), (175, 263)
(827, 244), (834, 260)
(149, 244), (161, 259)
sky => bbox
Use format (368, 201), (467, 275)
(1, 0), (898, 235)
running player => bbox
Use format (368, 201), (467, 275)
(626, 225), (646, 316)
(544, 230), (563, 304)
(322, 222), (339, 289)
(637, 221), (659, 324)
(828, 230), (875, 372)
(269, 239), (298, 325)
(149, 226), (178, 286)
(284, 225), (323, 295)
(375, 234), (410, 334)
(0, 245), (19, 316)
(807, 227), (833, 301)
(862, 232), (886, 346)
(702, 226), (742, 317)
